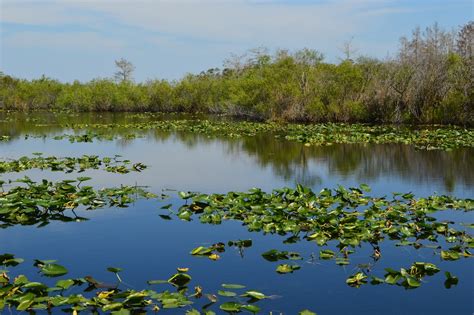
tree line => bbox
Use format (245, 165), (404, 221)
(0, 22), (472, 125)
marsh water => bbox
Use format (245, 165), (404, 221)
(1, 112), (473, 314)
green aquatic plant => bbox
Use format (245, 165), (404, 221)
(170, 184), (473, 286)
(189, 240), (253, 260)
(0, 255), (280, 314)
(280, 123), (474, 151)
(190, 243), (225, 261)
(0, 154), (146, 174)
(174, 184), (473, 250)
(351, 261), (445, 289)
(261, 249), (302, 262)
(0, 176), (156, 227)
(22, 131), (143, 143)
(27, 120), (474, 150)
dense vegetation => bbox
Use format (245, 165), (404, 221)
(1, 23), (472, 125)
(1, 254), (275, 314)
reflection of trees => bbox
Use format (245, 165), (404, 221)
(2, 112), (472, 192)
(149, 131), (473, 192)
(230, 138), (473, 192)
(225, 134), (322, 186)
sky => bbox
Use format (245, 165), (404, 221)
(1, 0), (472, 82)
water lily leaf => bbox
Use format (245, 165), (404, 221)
(17, 298), (34, 311)
(370, 276), (384, 285)
(359, 184), (371, 192)
(102, 303), (123, 311)
(56, 279), (75, 290)
(159, 214), (172, 220)
(111, 309), (130, 315)
(40, 264), (68, 277)
(319, 249), (335, 260)
(168, 273), (191, 287)
(221, 283), (245, 289)
(405, 276), (420, 288)
(440, 250), (460, 261)
(444, 272), (459, 289)
(262, 249), (293, 262)
(1, 258), (24, 267)
(219, 302), (242, 312)
(276, 264), (300, 274)
(242, 304), (260, 313)
(218, 290), (237, 297)
(190, 246), (213, 256)
(335, 258), (350, 265)
(242, 290), (266, 300)
(346, 272), (367, 287)
(178, 191), (193, 199)
(208, 253), (220, 261)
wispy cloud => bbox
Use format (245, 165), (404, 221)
(1, 0), (471, 81)
(2, 0), (394, 44)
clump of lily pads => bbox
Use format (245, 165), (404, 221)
(170, 184), (472, 288)
(0, 176), (156, 227)
(0, 153), (146, 174)
(22, 120), (474, 150)
(0, 254), (296, 314)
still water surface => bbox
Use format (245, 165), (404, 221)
(0, 113), (473, 314)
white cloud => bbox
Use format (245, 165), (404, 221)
(1, 0), (396, 47)
(3, 0), (467, 80)
(72, 0), (373, 43)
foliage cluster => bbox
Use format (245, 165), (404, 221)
(0, 23), (472, 125)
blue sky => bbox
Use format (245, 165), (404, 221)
(1, 0), (472, 82)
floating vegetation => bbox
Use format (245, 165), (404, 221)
(174, 184), (473, 250)
(281, 123), (474, 151)
(261, 249), (302, 262)
(0, 154), (146, 174)
(190, 243), (225, 261)
(190, 240), (254, 261)
(51, 131), (143, 143)
(344, 261), (456, 289)
(0, 176), (155, 227)
(7, 120), (471, 150)
(21, 131), (143, 143)
(171, 184), (473, 287)
(0, 254), (286, 314)
(38, 120), (474, 150)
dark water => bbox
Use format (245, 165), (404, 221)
(0, 113), (473, 314)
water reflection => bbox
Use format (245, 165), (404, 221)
(1, 112), (472, 193)
(229, 135), (473, 192)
